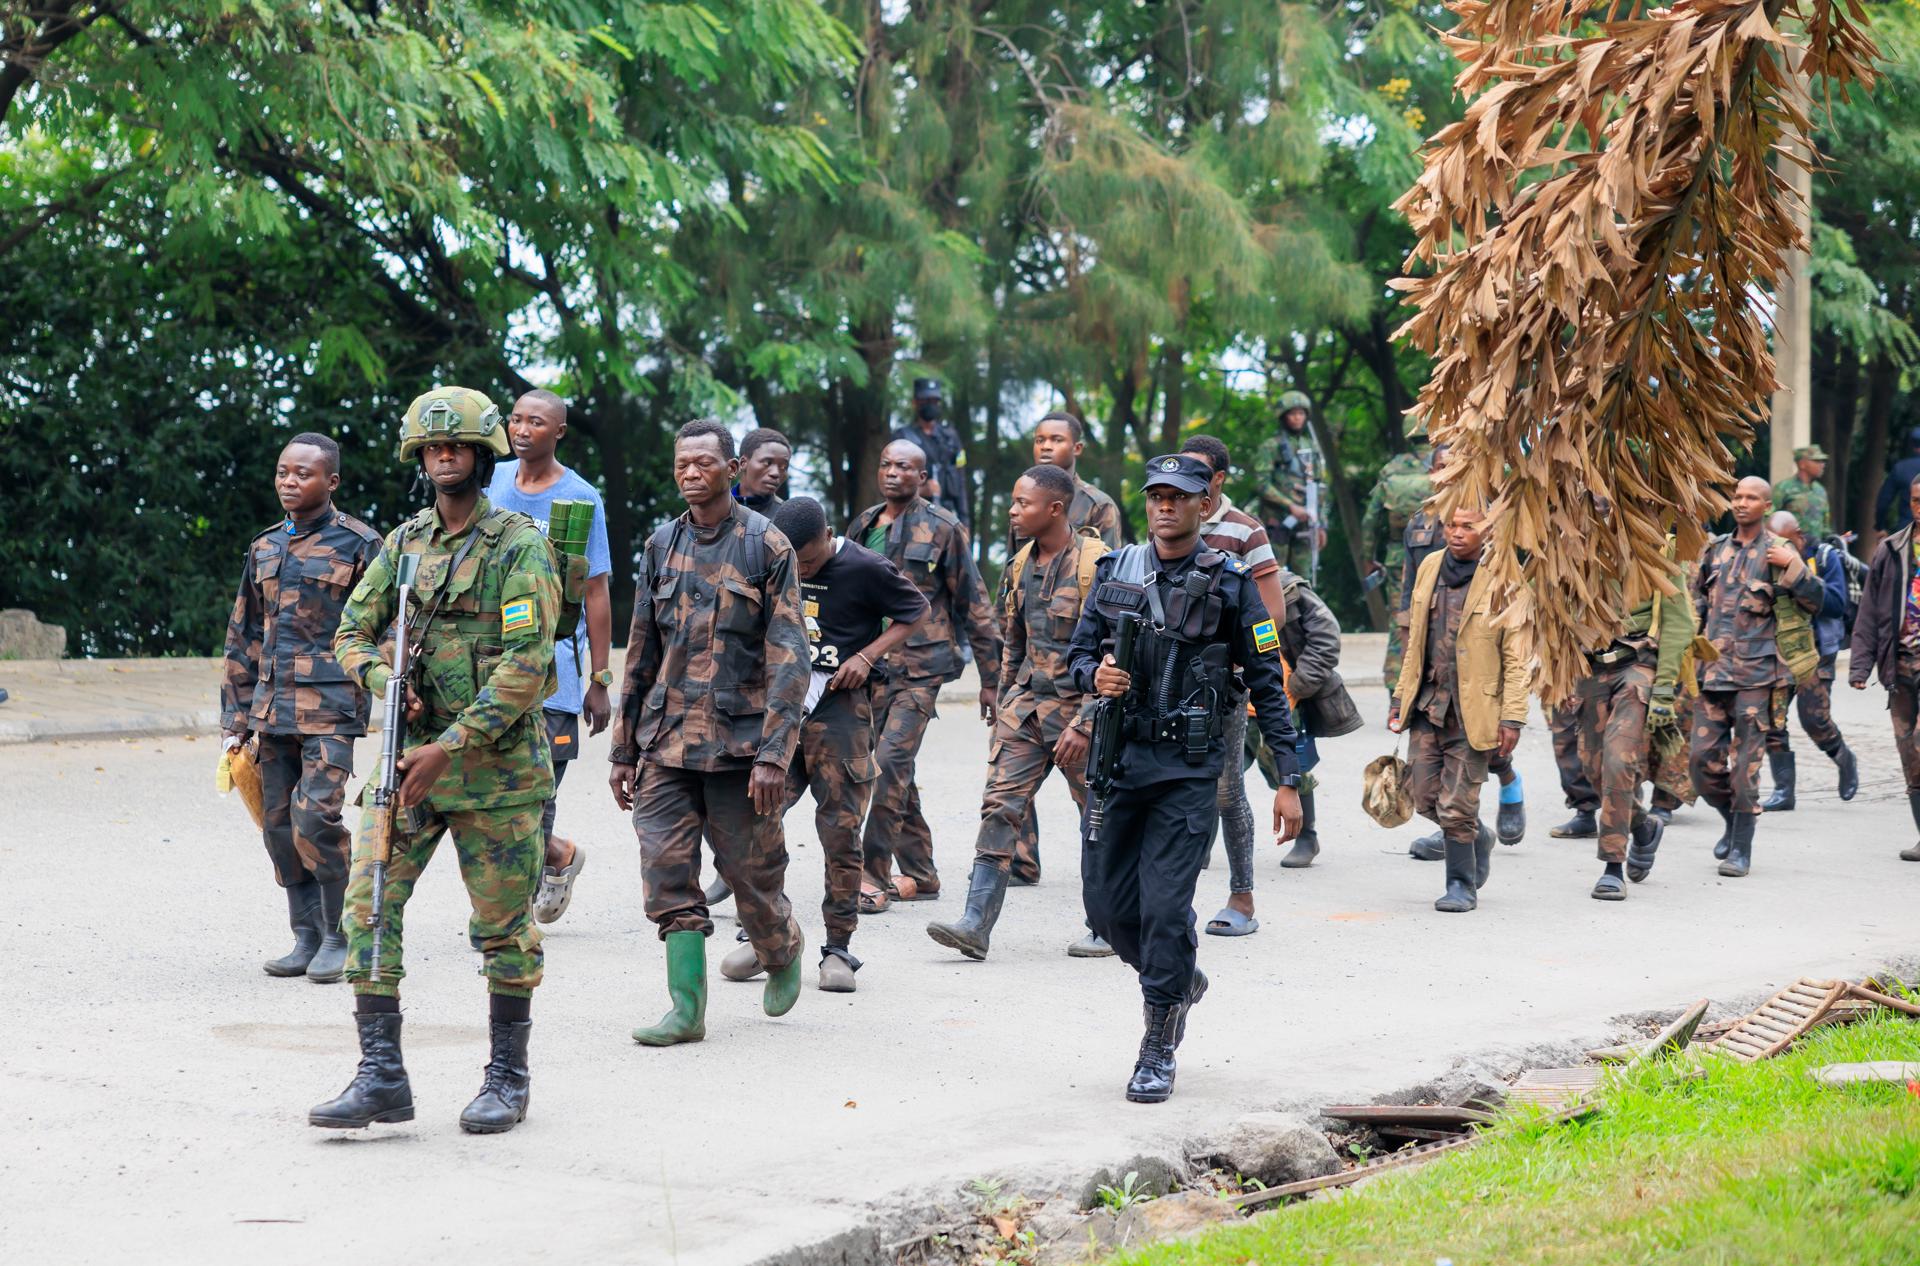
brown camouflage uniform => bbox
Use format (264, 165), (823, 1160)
(612, 503), (810, 969)
(845, 496), (1001, 894)
(1548, 699), (1599, 814)
(1576, 569), (1695, 863)
(1405, 579), (1489, 845)
(973, 538), (1104, 872)
(221, 508), (381, 888)
(1689, 534), (1822, 816)
(785, 687), (879, 950)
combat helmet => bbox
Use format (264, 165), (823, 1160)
(396, 386), (510, 462)
(1277, 390), (1312, 418)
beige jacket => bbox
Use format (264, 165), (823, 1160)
(1394, 551), (1530, 751)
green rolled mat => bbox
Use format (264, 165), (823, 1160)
(567, 498), (595, 545)
(549, 500), (589, 556)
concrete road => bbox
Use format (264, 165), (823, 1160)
(5, 683), (1914, 1265)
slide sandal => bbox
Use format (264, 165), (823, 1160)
(1204, 906), (1259, 937)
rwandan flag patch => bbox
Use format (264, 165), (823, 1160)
(1251, 619), (1280, 653)
(502, 598), (535, 634)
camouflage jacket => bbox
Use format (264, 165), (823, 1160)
(221, 507), (382, 737)
(1772, 477), (1832, 540)
(1361, 452), (1433, 567)
(610, 502), (809, 773)
(846, 496), (1002, 687)
(1692, 532), (1823, 691)
(334, 497), (560, 810)
(1005, 474), (1123, 558)
(1252, 429), (1324, 534)
(997, 536), (1107, 730)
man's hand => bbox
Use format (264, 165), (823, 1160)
(396, 742), (451, 806)
(1094, 654), (1132, 698)
(1365, 561), (1383, 576)
(750, 762), (786, 816)
(1851, 679), (1868, 690)
(1765, 540), (1797, 569)
(1496, 723), (1522, 761)
(610, 761), (638, 811)
(1272, 786), (1304, 843)
(829, 653), (873, 693)
(1386, 703), (1405, 734)
(222, 729), (249, 752)
(1054, 725), (1090, 768)
(583, 682), (612, 735)
(405, 693), (426, 725)
(1289, 502), (1312, 523)
(979, 685), (998, 724)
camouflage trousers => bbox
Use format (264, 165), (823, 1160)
(975, 700), (1087, 873)
(255, 733), (353, 887)
(1650, 679), (1698, 810)
(343, 798), (544, 998)
(1406, 711), (1491, 846)
(1764, 654), (1845, 756)
(1549, 698), (1600, 812)
(1890, 659), (1920, 792)
(785, 691), (879, 948)
(862, 680), (941, 892)
(1383, 571), (1408, 685)
(1689, 687), (1773, 816)
(635, 762), (801, 970)
(1576, 659), (1653, 864)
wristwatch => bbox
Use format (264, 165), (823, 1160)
(590, 669), (614, 687)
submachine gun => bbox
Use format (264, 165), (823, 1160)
(365, 553), (421, 982)
(1083, 611), (1145, 848)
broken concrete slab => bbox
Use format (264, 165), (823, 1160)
(1811, 1062), (1920, 1086)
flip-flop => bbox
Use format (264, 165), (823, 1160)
(858, 886), (891, 915)
(1204, 906), (1259, 937)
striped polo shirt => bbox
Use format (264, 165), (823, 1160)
(1202, 493), (1279, 578)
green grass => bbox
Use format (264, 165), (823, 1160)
(1112, 1017), (1920, 1265)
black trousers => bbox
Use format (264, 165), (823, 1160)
(1081, 775), (1217, 1008)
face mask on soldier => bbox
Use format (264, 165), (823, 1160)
(917, 399), (941, 423)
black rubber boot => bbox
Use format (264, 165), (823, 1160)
(1434, 837), (1478, 913)
(1718, 813), (1755, 878)
(459, 1019), (532, 1134)
(264, 880), (323, 977)
(1549, 809), (1598, 839)
(310, 1012), (414, 1128)
(305, 879), (349, 984)
(1495, 789), (1526, 845)
(1281, 793), (1320, 868)
(1761, 750), (1795, 812)
(1711, 803), (1733, 860)
(1124, 1003), (1182, 1103)
(1174, 969), (1208, 1049)
(925, 860), (1009, 961)
(1833, 744), (1859, 802)
(1904, 790), (1920, 861)
(1409, 830), (1445, 861)
(1473, 821), (1496, 889)
(703, 875), (733, 908)
(1626, 814), (1665, 883)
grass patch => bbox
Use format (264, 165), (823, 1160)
(1111, 1016), (1920, 1265)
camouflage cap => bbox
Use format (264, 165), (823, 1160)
(1361, 749), (1414, 829)
(1277, 390), (1312, 417)
(397, 386), (509, 462)
(1792, 444), (1828, 462)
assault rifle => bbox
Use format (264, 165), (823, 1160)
(1300, 445), (1324, 588)
(366, 553), (421, 982)
(1083, 612), (1144, 849)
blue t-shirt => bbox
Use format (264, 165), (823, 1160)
(486, 460), (611, 715)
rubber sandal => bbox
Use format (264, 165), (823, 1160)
(1204, 906), (1260, 937)
(858, 886), (891, 915)
(531, 844), (586, 924)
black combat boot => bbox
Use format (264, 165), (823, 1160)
(1832, 744), (1859, 801)
(925, 860), (1009, 961)
(1626, 813), (1665, 883)
(1902, 790), (1920, 861)
(1718, 813), (1755, 878)
(1434, 837), (1478, 913)
(1549, 808), (1598, 839)
(305, 879), (349, 983)
(1711, 803), (1734, 860)
(1281, 793), (1320, 868)
(1472, 821), (1496, 889)
(1761, 751), (1796, 812)
(1124, 1003), (1182, 1103)
(1174, 969), (1208, 1048)
(264, 880), (323, 977)
(1409, 830), (1445, 861)
(309, 1011), (414, 1128)
(459, 1019), (532, 1134)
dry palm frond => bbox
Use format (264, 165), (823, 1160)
(1393, 0), (1878, 701)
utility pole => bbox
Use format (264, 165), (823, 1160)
(1770, 126), (1814, 482)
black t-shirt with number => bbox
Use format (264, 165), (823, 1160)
(802, 538), (930, 672)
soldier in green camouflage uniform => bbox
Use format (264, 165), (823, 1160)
(1361, 443), (1436, 683)
(312, 387), (561, 1137)
(847, 439), (1003, 904)
(928, 465), (1106, 960)
(222, 433), (381, 984)
(1772, 445), (1832, 541)
(611, 420), (813, 1045)
(1252, 392), (1326, 579)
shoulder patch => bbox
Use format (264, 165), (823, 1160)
(1224, 556), (1249, 575)
(502, 598), (535, 634)
(338, 512), (383, 544)
(1251, 619), (1280, 654)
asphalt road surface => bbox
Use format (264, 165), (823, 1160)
(6, 683), (1914, 1264)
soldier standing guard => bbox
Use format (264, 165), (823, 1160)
(312, 387), (561, 1135)
(1690, 478), (1823, 879)
(892, 378), (971, 528)
(221, 433), (381, 983)
(1361, 436), (1436, 684)
(1772, 445), (1832, 541)
(1069, 454), (1304, 1103)
(1253, 391), (1326, 580)
(847, 440), (1002, 907)
(610, 420), (812, 1043)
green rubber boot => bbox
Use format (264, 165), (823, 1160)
(763, 929), (804, 1018)
(633, 931), (707, 1047)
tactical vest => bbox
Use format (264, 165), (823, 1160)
(1092, 544), (1237, 764)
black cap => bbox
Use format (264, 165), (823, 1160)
(912, 377), (943, 399)
(1142, 453), (1214, 495)
(1907, 425), (1920, 448)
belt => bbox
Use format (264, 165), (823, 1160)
(1584, 642), (1639, 667)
